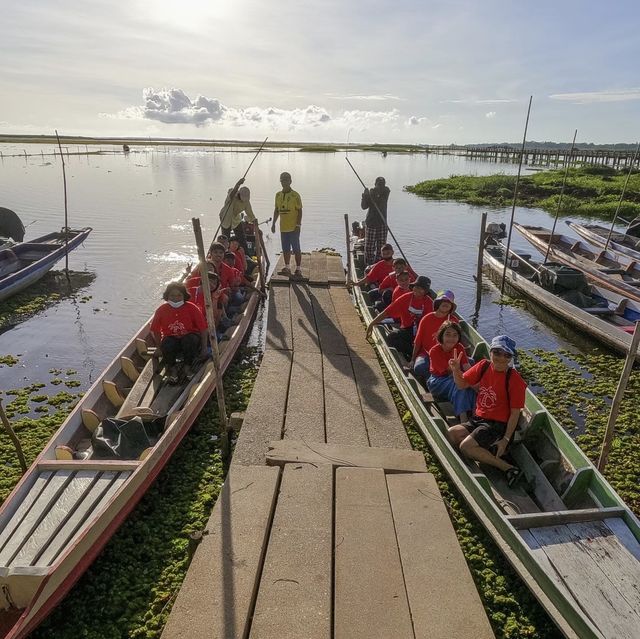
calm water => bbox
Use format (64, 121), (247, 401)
(0, 145), (612, 392)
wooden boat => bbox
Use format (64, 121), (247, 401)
(0, 244), (264, 638)
(350, 238), (640, 639)
(567, 220), (640, 262)
(0, 229), (92, 302)
(483, 243), (640, 359)
(515, 223), (640, 303)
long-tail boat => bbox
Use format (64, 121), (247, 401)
(0, 229), (265, 639)
(0, 228), (92, 302)
(350, 236), (640, 639)
(515, 223), (640, 303)
(567, 220), (640, 262)
(483, 242), (640, 359)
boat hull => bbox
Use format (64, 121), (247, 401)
(568, 221), (640, 262)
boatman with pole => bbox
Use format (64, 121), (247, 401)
(219, 178), (255, 252)
(271, 171), (303, 279)
(361, 176), (390, 266)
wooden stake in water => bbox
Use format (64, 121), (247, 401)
(597, 322), (640, 472)
(344, 213), (352, 283)
(0, 399), (27, 474)
(54, 129), (70, 278)
(253, 221), (267, 293)
(192, 218), (230, 457)
(500, 96), (533, 296)
(475, 212), (487, 310)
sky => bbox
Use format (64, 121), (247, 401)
(1, 0), (639, 144)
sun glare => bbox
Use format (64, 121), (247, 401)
(136, 0), (230, 30)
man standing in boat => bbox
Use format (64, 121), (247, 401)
(219, 177), (256, 251)
(271, 171), (303, 279)
(361, 176), (390, 266)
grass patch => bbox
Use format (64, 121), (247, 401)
(406, 166), (640, 220)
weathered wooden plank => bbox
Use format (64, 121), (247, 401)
(0, 472), (53, 554)
(328, 287), (376, 360)
(250, 463), (332, 639)
(300, 253), (311, 281)
(334, 467), (413, 639)
(290, 283), (320, 353)
(10, 471), (97, 567)
(161, 465), (280, 639)
(326, 254), (345, 283)
(387, 473), (494, 639)
(350, 354), (411, 449)
(266, 285), (292, 351)
(0, 471), (72, 565)
(310, 287), (349, 355)
(322, 354), (368, 446)
(266, 439), (427, 473)
(117, 357), (156, 417)
(605, 517), (640, 561)
(283, 352), (325, 443)
(232, 350), (292, 466)
(269, 254), (292, 285)
(507, 506), (627, 530)
(531, 524), (639, 638)
(309, 251), (328, 285)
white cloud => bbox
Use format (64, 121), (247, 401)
(549, 88), (640, 104)
(441, 98), (517, 104)
(485, 111), (496, 119)
(326, 94), (404, 101)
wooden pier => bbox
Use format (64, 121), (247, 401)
(161, 251), (494, 639)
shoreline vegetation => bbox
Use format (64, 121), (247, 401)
(406, 166), (640, 221)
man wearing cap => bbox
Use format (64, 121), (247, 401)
(219, 177), (256, 251)
(271, 172), (303, 279)
(352, 243), (395, 289)
(449, 335), (527, 487)
(361, 176), (390, 266)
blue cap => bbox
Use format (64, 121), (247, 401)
(490, 335), (517, 356)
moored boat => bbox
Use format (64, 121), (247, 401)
(0, 238), (264, 639)
(350, 237), (640, 639)
(515, 223), (640, 303)
(483, 242), (640, 359)
(568, 220), (640, 262)
(0, 228), (92, 302)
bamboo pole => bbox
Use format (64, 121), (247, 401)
(0, 399), (27, 474)
(500, 96), (533, 296)
(344, 213), (352, 283)
(543, 130), (578, 265)
(474, 212), (487, 310)
(192, 217), (230, 457)
(603, 142), (640, 252)
(253, 221), (266, 293)
(597, 321), (640, 471)
(54, 130), (70, 278)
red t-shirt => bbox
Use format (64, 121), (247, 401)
(212, 261), (235, 289)
(379, 267), (418, 290)
(150, 302), (207, 339)
(231, 249), (245, 273)
(365, 259), (394, 286)
(414, 312), (459, 356)
(187, 285), (229, 317)
(428, 342), (468, 376)
(463, 361), (527, 423)
(384, 292), (434, 329)
(391, 285), (410, 302)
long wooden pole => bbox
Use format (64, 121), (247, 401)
(253, 221), (266, 293)
(543, 129), (578, 265)
(54, 130), (70, 277)
(192, 217), (230, 456)
(597, 321), (640, 471)
(500, 96), (533, 296)
(0, 399), (27, 474)
(474, 213), (488, 310)
(344, 213), (352, 283)
(603, 142), (640, 252)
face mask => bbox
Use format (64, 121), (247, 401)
(168, 300), (184, 309)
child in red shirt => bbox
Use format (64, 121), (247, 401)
(449, 335), (527, 486)
(425, 321), (475, 422)
(391, 271), (412, 303)
(371, 257), (418, 309)
(150, 282), (208, 383)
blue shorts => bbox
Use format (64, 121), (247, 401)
(281, 229), (301, 254)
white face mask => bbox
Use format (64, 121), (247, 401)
(168, 300), (184, 309)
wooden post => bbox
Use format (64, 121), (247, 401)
(0, 399), (28, 474)
(475, 212), (487, 309)
(192, 217), (230, 457)
(344, 213), (352, 283)
(597, 322), (640, 471)
(253, 221), (266, 293)
(54, 130), (70, 279)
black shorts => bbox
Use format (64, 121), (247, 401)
(465, 417), (507, 450)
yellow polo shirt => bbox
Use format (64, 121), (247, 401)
(275, 190), (302, 233)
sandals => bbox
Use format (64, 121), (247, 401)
(506, 467), (523, 488)
(278, 266), (292, 276)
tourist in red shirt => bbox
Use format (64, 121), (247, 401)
(352, 243), (394, 288)
(390, 270), (412, 302)
(426, 322), (476, 422)
(229, 234), (257, 276)
(150, 282), (208, 383)
(187, 271), (229, 327)
(449, 335), (526, 486)
(410, 290), (458, 380)
(371, 258), (418, 309)
(366, 275), (433, 358)
(208, 242), (242, 305)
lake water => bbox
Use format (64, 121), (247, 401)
(0, 144), (612, 393)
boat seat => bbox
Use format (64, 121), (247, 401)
(583, 307), (614, 315)
(0, 248), (19, 277)
(599, 267), (626, 275)
(471, 342), (490, 361)
(506, 506), (626, 530)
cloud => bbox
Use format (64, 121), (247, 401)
(406, 115), (442, 129)
(485, 111), (496, 119)
(549, 88), (640, 104)
(110, 88), (402, 131)
(441, 98), (517, 104)
(326, 94), (404, 101)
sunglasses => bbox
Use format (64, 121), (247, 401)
(491, 349), (513, 359)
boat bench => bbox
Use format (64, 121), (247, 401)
(583, 306), (614, 315)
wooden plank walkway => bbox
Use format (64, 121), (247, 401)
(162, 251), (493, 639)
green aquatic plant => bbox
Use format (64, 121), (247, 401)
(0, 354), (19, 367)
